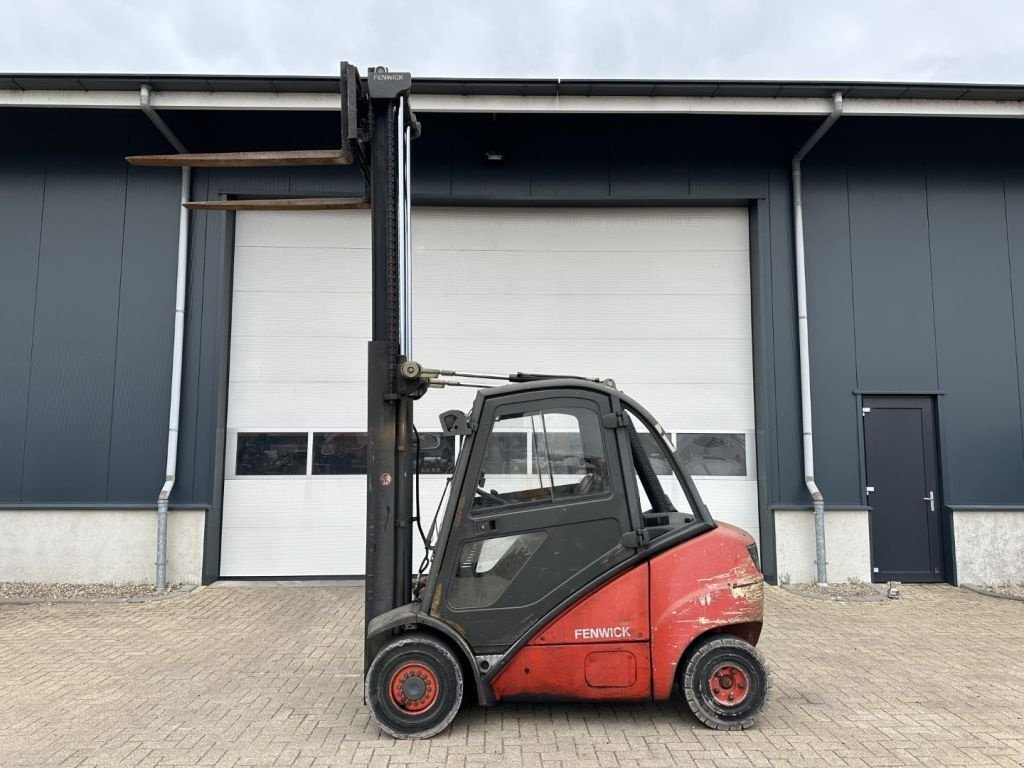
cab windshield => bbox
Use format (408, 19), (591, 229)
(625, 408), (702, 530)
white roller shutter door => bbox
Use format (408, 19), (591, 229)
(221, 207), (756, 576)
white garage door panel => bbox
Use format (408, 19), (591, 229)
(415, 250), (749, 296)
(222, 207), (757, 576)
(228, 382), (366, 428)
(691, 479), (760, 540)
(415, 294), (751, 340)
(229, 337), (369, 383)
(222, 478), (365, 528)
(231, 291), (370, 338)
(235, 210), (370, 248)
(412, 208), (749, 252)
(231, 382), (479, 433)
(220, 476), (451, 576)
(221, 478), (365, 576)
(234, 247), (370, 292)
(414, 338), (753, 384)
(613, 383), (755, 430)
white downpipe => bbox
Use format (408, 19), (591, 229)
(140, 84), (191, 592)
(792, 91), (843, 587)
(156, 166), (190, 591)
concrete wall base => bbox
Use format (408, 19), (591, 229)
(0, 509), (205, 584)
(774, 509), (872, 585)
(953, 510), (1024, 586)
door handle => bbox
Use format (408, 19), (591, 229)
(923, 491), (935, 512)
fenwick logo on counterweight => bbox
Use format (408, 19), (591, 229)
(573, 626), (632, 640)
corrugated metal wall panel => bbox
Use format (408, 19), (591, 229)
(1003, 170), (1024, 483)
(927, 165), (1024, 502)
(802, 157), (862, 507)
(20, 163), (128, 502)
(106, 166), (181, 500)
(0, 162), (45, 501)
(848, 165), (939, 390)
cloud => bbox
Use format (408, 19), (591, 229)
(2, 0), (1023, 83)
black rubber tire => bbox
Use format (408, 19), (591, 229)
(365, 634), (464, 739)
(681, 635), (771, 730)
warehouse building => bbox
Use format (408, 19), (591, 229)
(1, 73), (1023, 587)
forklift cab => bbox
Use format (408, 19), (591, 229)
(426, 379), (710, 653)
(365, 379), (767, 739)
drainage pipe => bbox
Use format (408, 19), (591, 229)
(792, 91), (843, 587)
(140, 85), (190, 591)
(140, 85), (188, 153)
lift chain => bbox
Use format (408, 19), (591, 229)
(384, 102), (400, 389)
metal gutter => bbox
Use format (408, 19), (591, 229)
(5, 71), (1024, 97)
(139, 84), (191, 592)
(792, 91), (843, 587)
(5, 88), (1024, 117)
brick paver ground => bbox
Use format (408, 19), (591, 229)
(1, 583), (1021, 767)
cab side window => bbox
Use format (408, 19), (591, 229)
(472, 406), (608, 512)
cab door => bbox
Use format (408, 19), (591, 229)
(431, 389), (634, 654)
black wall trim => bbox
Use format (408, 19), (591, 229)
(750, 199), (778, 583)
(201, 199), (234, 586)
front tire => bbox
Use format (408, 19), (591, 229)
(365, 634), (464, 739)
(681, 635), (771, 730)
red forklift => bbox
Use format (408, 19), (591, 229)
(130, 63), (769, 739)
(349, 65), (771, 738)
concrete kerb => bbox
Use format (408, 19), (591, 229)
(209, 579), (364, 588)
(0, 585), (199, 606)
(960, 583), (1024, 603)
(780, 583), (888, 603)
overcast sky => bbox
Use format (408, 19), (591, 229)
(3, 0), (1023, 84)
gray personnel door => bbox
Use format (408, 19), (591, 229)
(863, 396), (944, 583)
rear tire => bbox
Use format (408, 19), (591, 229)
(681, 635), (771, 730)
(365, 634), (464, 739)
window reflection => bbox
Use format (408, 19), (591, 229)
(416, 432), (456, 475)
(310, 431), (455, 475)
(236, 433), (308, 476)
(312, 433), (368, 475)
(675, 433), (746, 477)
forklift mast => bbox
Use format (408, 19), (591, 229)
(338, 63), (422, 669)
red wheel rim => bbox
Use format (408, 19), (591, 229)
(708, 664), (750, 706)
(389, 663), (439, 715)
